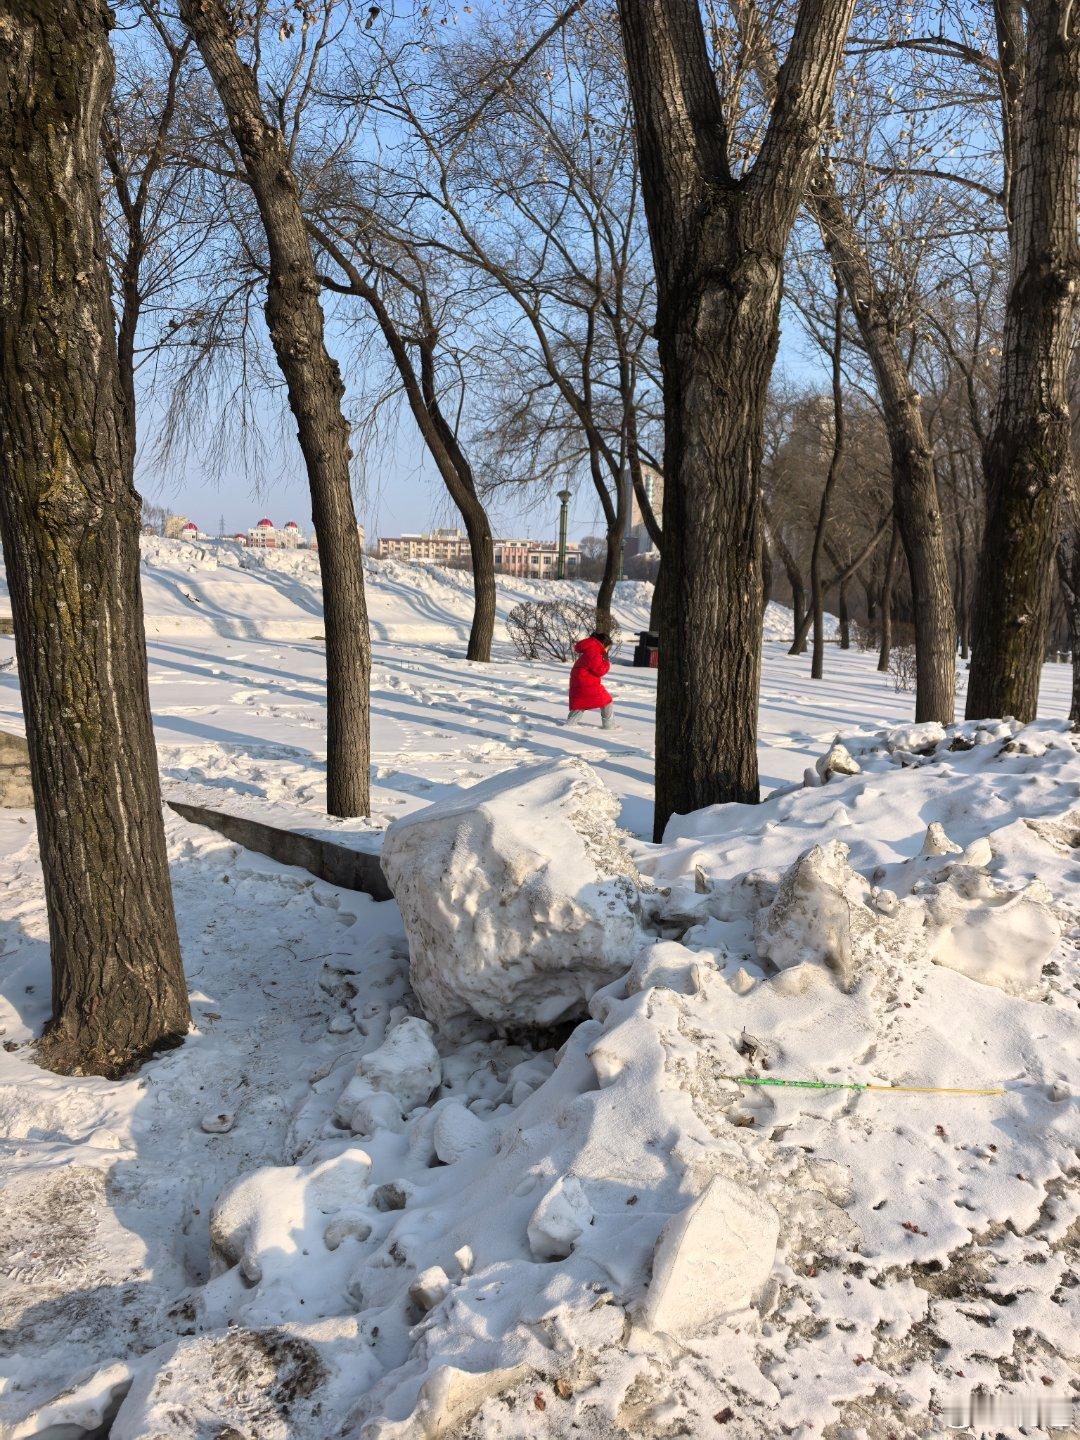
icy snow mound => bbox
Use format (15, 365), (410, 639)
(382, 759), (645, 1033)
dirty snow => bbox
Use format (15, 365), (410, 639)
(0, 540), (1076, 1439)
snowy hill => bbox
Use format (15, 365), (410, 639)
(0, 535), (824, 645)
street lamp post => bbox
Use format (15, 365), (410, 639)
(556, 488), (572, 580)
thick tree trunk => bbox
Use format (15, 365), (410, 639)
(618, 0), (855, 839)
(878, 523), (901, 672)
(0, 0), (189, 1077)
(180, 0), (370, 815)
(967, 0), (1080, 722)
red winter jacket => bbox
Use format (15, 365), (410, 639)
(568, 636), (612, 710)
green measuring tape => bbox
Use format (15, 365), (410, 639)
(723, 1075), (1004, 1096)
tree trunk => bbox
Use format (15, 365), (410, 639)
(763, 500), (807, 647)
(810, 296), (844, 680)
(649, 557), (665, 633)
(596, 529), (621, 636)
(180, 0), (370, 816)
(0, 0), (189, 1077)
(878, 523), (901, 672)
(617, 0), (855, 839)
(837, 579), (850, 649)
(967, 0), (1080, 722)
(311, 233), (498, 666)
(416, 341), (495, 662)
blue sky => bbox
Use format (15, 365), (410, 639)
(137, 308), (823, 545)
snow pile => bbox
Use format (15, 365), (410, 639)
(382, 759), (645, 1033)
(6, 720), (1079, 1439)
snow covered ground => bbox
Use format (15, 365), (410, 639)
(0, 541), (1076, 1439)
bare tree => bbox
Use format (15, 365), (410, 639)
(176, 0), (371, 816)
(0, 0), (189, 1076)
(616, 0), (855, 838)
(810, 294), (845, 679)
(102, 11), (197, 467)
(310, 218), (498, 662)
(967, 0), (1080, 721)
(738, 0), (960, 721)
(365, 10), (662, 637)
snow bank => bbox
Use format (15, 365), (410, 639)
(381, 759), (645, 1033)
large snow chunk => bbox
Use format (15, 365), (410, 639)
(209, 1149), (372, 1283)
(357, 1016), (442, 1113)
(381, 759), (643, 1032)
(755, 840), (870, 991)
(527, 1174), (594, 1260)
(640, 1176), (779, 1337)
(921, 871), (1059, 997)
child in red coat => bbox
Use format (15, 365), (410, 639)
(566, 631), (614, 729)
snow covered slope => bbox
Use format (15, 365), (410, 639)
(0, 535), (819, 645)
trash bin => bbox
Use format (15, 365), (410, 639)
(633, 630), (659, 668)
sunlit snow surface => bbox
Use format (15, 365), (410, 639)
(0, 540), (1075, 1440)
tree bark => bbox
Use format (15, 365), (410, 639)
(180, 0), (370, 815)
(0, 0), (189, 1077)
(878, 523), (901, 672)
(617, 0), (855, 839)
(967, 0), (1080, 722)
(810, 297), (844, 679)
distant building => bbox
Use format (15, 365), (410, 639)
(378, 528), (579, 577)
(377, 528), (471, 563)
(180, 521), (199, 542)
(247, 517), (278, 549)
(493, 539), (580, 578)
